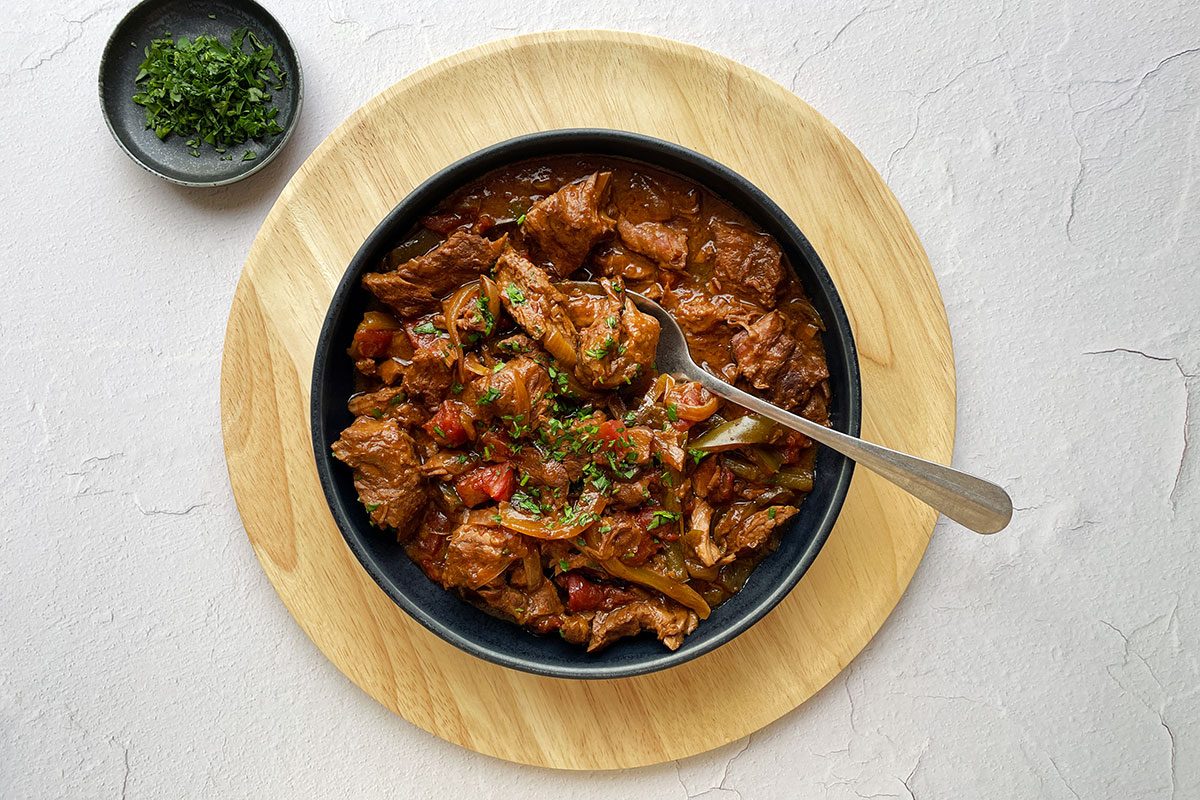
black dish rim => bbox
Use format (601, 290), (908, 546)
(97, 0), (303, 188)
(310, 129), (862, 680)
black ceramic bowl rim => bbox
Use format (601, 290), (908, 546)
(311, 130), (862, 680)
(98, 0), (303, 188)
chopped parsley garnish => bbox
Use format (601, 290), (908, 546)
(431, 424), (446, 438)
(688, 447), (706, 464)
(388, 392), (407, 406)
(503, 413), (530, 438)
(412, 321), (438, 335)
(605, 315), (618, 329)
(451, 382), (464, 394)
(558, 559), (570, 571)
(132, 28), (286, 159)
(369, 408), (383, 419)
(584, 336), (616, 360)
(666, 403), (679, 422)
(504, 285), (527, 305)
(516, 213), (526, 226)
(605, 451), (639, 480)
(582, 462), (613, 494)
(492, 361), (505, 373)
(510, 491), (543, 516)
(768, 507), (777, 520)
(475, 295), (495, 334)
(365, 502), (380, 512)
(646, 510), (681, 530)
(546, 364), (571, 395)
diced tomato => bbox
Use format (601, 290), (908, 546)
(595, 419), (627, 444)
(353, 329), (394, 358)
(666, 382), (716, 430)
(424, 401), (470, 447)
(557, 572), (639, 612)
(454, 463), (515, 507)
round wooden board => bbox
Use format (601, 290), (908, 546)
(220, 31), (954, 770)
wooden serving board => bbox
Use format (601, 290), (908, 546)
(220, 31), (954, 770)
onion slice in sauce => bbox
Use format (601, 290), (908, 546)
(542, 327), (578, 368)
(676, 392), (719, 422)
(497, 493), (607, 540)
(479, 275), (501, 330)
(443, 282), (479, 382)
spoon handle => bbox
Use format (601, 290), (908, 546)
(688, 371), (1012, 534)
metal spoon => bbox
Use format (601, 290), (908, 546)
(625, 290), (1012, 534)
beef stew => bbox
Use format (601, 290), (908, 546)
(332, 157), (831, 652)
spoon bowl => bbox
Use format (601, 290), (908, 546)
(619, 288), (1013, 535)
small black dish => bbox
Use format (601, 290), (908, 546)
(311, 130), (862, 680)
(99, 0), (302, 187)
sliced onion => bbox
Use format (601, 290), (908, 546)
(443, 282), (479, 381)
(498, 493), (607, 540)
(676, 392), (719, 422)
(542, 327), (577, 367)
(479, 275), (501, 331)
(521, 548), (543, 589)
(443, 283), (477, 347)
(646, 373), (674, 404)
(512, 374), (529, 418)
(463, 352), (490, 376)
(683, 499), (721, 567)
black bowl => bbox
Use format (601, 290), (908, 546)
(99, 0), (302, 187)
(311, 130), (861, 679)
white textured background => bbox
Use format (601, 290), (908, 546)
(2, 1), (1197, 797)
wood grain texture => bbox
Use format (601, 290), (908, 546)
(219, 31), (954, 770)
